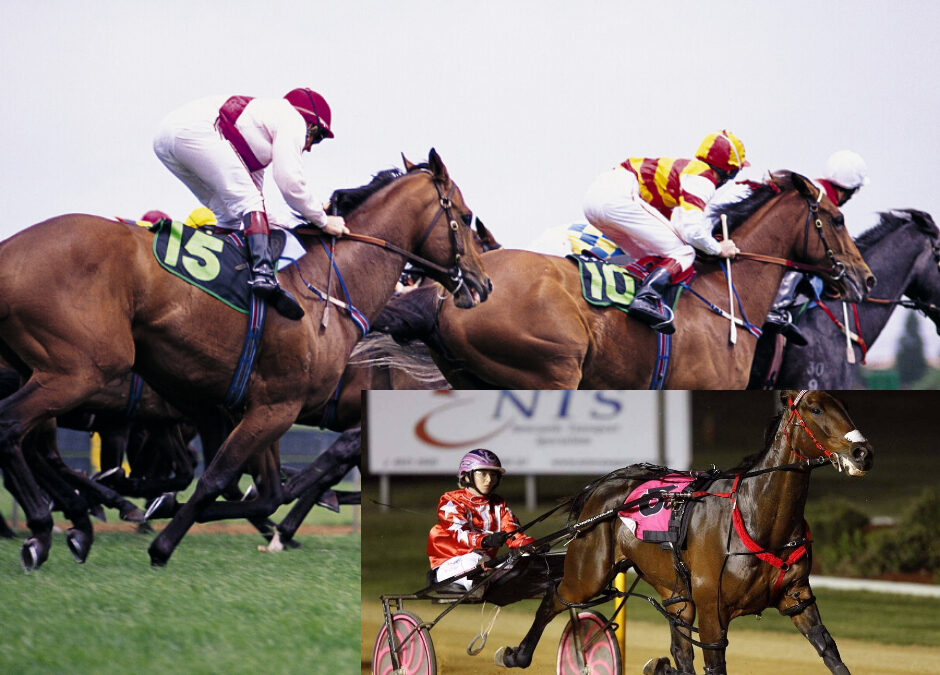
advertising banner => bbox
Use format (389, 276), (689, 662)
(367, 390), (690, 475)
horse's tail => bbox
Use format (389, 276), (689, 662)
(349, 333), (449, 388)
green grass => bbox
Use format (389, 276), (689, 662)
(0, 531), (359, 674)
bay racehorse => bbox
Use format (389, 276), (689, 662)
(375, 171), (874, 389)
(749, 209), (940, 388)
(496, 390), (873, 675)
(0, 148), (490, 570)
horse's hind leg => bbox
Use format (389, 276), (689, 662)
(148, 405), (298, 566)
(494, 587), (568, 668)
(272, 426), (361, 547)
(0, 372), (119, 569)
(781, 588), (850, 675)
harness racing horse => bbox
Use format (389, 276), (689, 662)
(749, 209), (940, 388)
(376, 171), (874, 389)
(496, 390), (873, 675)
(0, 148), (491, 570)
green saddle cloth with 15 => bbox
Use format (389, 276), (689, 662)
(150, 220), (287, 314)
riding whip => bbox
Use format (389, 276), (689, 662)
(721, 214), (737, 344)
(842, 301), (856, 364)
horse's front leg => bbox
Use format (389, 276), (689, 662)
(147, 405), (296, 567)
(780, 586), (850, 675)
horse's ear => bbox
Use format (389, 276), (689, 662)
(778, 389), (799, 407)
(428, 147), (449, 182)
(790, 172), (819, 201)
(402, 153), (416, 171)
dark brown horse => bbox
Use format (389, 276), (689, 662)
(496, 390), (873, 675)
(0, 148), (490, 570)
(376, 171), (875, 389)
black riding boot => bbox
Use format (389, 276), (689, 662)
(244, 213), (304, 321)
(629, 266), (676, 334)
(764, 272), (808, 346)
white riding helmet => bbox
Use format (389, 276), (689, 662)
(824, 151), (870, 190)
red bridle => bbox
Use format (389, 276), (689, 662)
(783, 390), (836, 462)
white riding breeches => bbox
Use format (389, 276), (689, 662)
(153, 119), (264, 230)
(582, 167), (696, 271)
(435, 552), (485, 591)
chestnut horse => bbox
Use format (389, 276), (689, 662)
(496, 390), (873, 675)
(376, 171), (874, 389)
(0, 148), (490, 570)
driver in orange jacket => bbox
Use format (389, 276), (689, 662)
(427, 449), (534, 591)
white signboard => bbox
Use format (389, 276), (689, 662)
(367, 390), (690, 475)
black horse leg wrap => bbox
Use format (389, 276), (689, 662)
(806, 623), (837, 656)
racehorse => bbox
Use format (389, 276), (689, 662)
(496, 390), (873, 675)
(749, 209), (940, 388)
(375, 171), (875, 389)
(0, 148), (491, 570)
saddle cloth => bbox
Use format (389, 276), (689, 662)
(567, 254), (696, 314)
(150, 220), (292, 314)
(618, 473), (696, 544)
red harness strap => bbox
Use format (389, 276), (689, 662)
(730, 473), (812, 593)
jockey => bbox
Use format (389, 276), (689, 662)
(582, 130), (747, 333)
(764, 150), (871, 343)
(427, 449), (535, 592)
(153, 88), (350, 321)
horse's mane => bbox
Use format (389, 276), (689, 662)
(854, 209), (939, 251)
(329, 164), (431, 218)
(711, 170), (799, 234)
(723, 412), (784, 473)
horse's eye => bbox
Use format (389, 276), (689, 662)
(832, 215), (845, 228)
(810, 407), (822, 415)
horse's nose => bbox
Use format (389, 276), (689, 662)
(865, 274), (877, 290)
(852, 444), (873, 470)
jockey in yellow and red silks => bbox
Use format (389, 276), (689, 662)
(582, 130), (748, 333)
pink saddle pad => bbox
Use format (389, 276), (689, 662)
(618, 473), (694, 540)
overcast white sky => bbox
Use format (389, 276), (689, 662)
(1, 1), (938, 364)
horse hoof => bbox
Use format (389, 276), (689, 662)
(643, 657), (671, 675)
(19, 538), (45, 572)
(494, 646), (526, 668)
(493, 646), (508, 667)
(148, 540), (171, 568)
(121, 507), (147, 524)
(88, 504), (107, 522)
(66, 528), (92, 563)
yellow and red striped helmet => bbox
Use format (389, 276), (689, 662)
(695, 130), (749, 172)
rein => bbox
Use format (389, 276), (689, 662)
(294, 176), (470, 291)
(732, 191), (847, 280)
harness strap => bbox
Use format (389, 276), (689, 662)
(730, 473), (812, 593)
(648, 332), (671, 390)
(222, 294), (267, 409)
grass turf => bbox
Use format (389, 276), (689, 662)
(0, 530), (359, 674)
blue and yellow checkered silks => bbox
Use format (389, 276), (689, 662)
(566, 223), (625, 259)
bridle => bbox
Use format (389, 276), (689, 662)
(296, 169), (473, 294)
(733, 191), (848, 280)
(782, 390), (837, 465)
